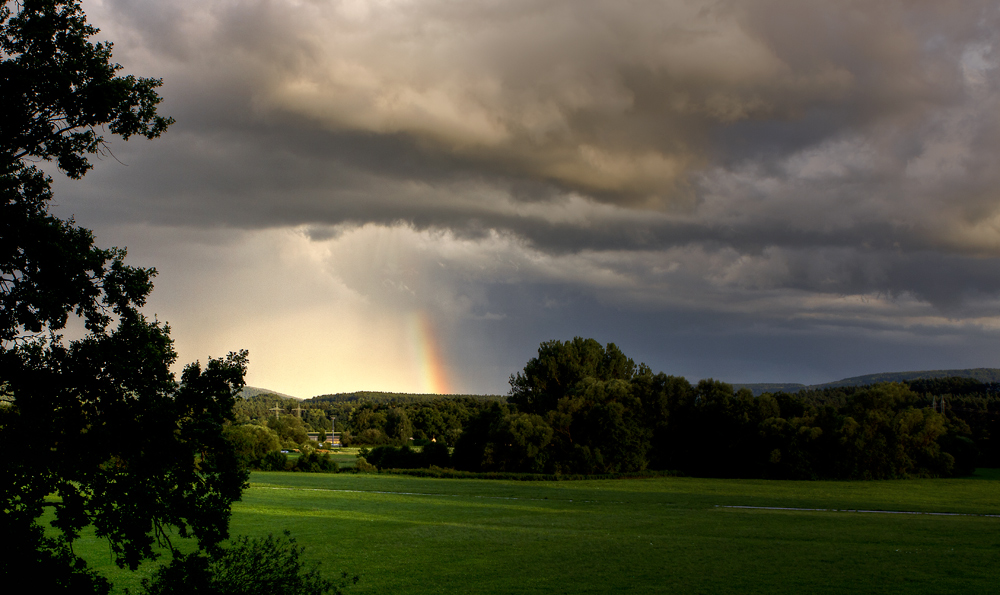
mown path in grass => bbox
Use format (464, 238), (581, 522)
(224, 470), (1000, 595)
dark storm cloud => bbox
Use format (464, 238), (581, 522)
(69, 0), (1000, 317)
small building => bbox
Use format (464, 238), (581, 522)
(306, 432), (341, 448)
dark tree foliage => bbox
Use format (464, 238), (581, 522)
(364, 444), (425, 470)
(1, 1), (247, 590)
(451, 402), (509, 471)
(0, 0), (172, 179)
(384, 407), (413, 444)
(237, 395), (495, 447)
(508, 337), (636, 415)
(664, 379), (967, 479)
(452, 403), (554, 473)
(903, 378), (1000, 468)
(1, 0), (171, 342)
(1, 327), (251, 582)
(137, 531), (358, 595)
(231, 391), (298, 425)
(260, 450), (289, 472)
(291, 450), (339, 473)
(267, 413), (310, 445)
(456, 337), (981, 479)
(362, 442), (452, 470)
(543, 377), (649, 474)
(223, 423), (281, 469)
(906, 377), (995, 397)
(421, 440), (452, 467)
(0, 137), (157, 346)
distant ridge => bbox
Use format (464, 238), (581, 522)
(733, 368), (1000, 396)
(306, 391), (504, 404)
(731, 382), (808, 395)
(238, 386), (302, 401)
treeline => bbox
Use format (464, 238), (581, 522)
(231, 392), (499, 448)
(228, 338), (1000, 480)
(331, 397), (497, 446)
(221, 424), (339, 472)
(310, 391), (503, 405)
(797, 377), (1000, 468)
(448, 338), (993, 479)
(736, 368), (1000, 396)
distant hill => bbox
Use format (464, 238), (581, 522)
(730, 382), (808, 395)
(238, 386), (301, 401)
(306, 391), (505, 404)
(814, 368), (1000, 388)
(734, 368), (1000, 396)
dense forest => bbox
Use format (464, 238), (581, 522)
(452, 339), (999, 478)
(735, 367), (1000, 396)
(231, 390), (500, 449)
(228, 338), (1000, 479)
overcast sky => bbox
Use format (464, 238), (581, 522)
(49, 0), (1000, 397)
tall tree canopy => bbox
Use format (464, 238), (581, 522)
(456, 337), (975, 479)
(1, 1), (245, 591)
(1, 0), (171, 342)
(508, 337), (638, 415)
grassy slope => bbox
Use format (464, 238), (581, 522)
(77, 470), (1000, 594)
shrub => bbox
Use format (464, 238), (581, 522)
(422, 442), (451, 468)
(366, 445), (417, 469)
(291, 451), (338, 473)
(223, 424), (281, 469)
(260, 451), (289, 471)
(353, 456), (376, 473)
(135, 531), (358, 595)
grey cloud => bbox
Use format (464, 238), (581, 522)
(60, 0), (1000, 319)
(93, 0), (996, 197)
(449, 280), (1000, 389)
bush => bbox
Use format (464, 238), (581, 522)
(134, 531), (358, 595)
(366, 445), (420, 469)
(260, 451), (288, 471)
(365, 444), (451, 469)
(223, 424), (281, 469)
(291, 451), (338, 473)
(353, 456), (376, 473)
(422, 442), (452, 468)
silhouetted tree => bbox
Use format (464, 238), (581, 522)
(1, 1), (245, 590)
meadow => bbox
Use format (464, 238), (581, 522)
(76, 469), (1000, 594)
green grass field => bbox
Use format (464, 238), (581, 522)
(75, 470), (1000, 594)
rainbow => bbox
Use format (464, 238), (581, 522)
(407, 311), (452, 394)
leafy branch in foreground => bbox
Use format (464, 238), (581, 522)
(1, 1), (252, 591)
